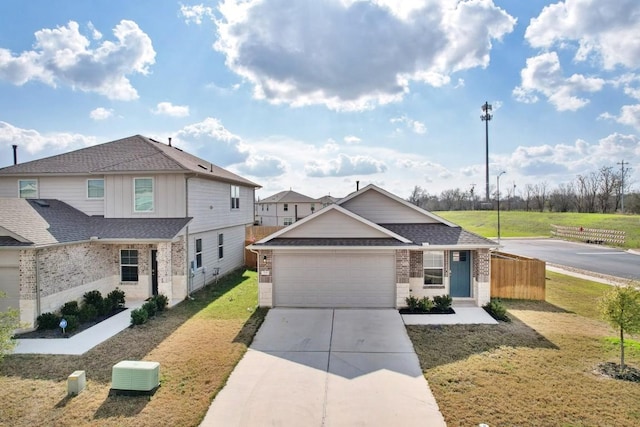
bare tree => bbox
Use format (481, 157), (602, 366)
(532, 181), (548, 212)
(597, 166), (617, 213)
(523, 184), (534, 211)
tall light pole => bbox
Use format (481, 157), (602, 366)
(617, 160), (627, 213)
(497, 171), (506, 243)
(481, 102), (493, 202)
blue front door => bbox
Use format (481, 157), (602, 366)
(450, 250), (471, 297)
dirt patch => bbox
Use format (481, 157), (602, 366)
(596, 362), (640, 382)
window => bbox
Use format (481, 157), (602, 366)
(261, 205), (264, 211)
(311, 203), (315, 213)
(195, 238), (203, 269)
(283, 217), (293, 226)
(423, 251), (444, 285)
(87, 179), (104, 199)
(283, 203), (288, 211)
(120, 249), (139, 282)
(231, 185), (240, 209)
(18, 179), (37, 198)
(218, 233), (224, 259)
(134, 178), (154, 212)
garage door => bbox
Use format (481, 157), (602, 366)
(273, 251), (396, 308)
(0, 266), (20, 313)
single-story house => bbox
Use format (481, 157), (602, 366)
(248, 184), (498, 308)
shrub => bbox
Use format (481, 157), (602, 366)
(418, 296), (434, 312)
(83, 290), (103, 307)
(433, 295), (452, 312)
(142, 300), (157, 318)
(37, 312), (60, 330)
(405, 295), (419, 312)
(101, 297), (115, 315)
(153, 294), (169, 312)
(483, 298), (510, 322)
(107, 288), (126, 309)
(63, 315), (79, 332)
(130, 308), (148, 326)
(60, 301), (80, 317)
(78, 303), (99, 323)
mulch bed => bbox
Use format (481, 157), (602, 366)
(596, 362), (640, 382)
(13, 307), (127, 339)
(399, 308), (456, 315)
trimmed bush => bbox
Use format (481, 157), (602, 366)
(101, 297), (115, 315)
(130, 307), (148, 326)
(142, 300), (157, 318)
(153, 294), (169, 312)
(418, 296), (434, 312)
(433, 295), (452, 312)
(78, 303), (99, 323)
(37, 312), (60, 330)
(107, 288), (126, 309)
(405, 295), (419, 312)
(83, 290), (103, 307)
(64, 315), (80, 332)
(483, 298), (510, 322)
(60, 301), (80, 317)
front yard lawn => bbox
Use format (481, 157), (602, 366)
(0, 269), (266, 427)
(407, 273), (640, 426)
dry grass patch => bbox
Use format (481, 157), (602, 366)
(408, 275), (640, 426)
(0, 269), (266, 427)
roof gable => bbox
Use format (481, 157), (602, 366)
(339, 184), (455, 226)
(257, 205), (411, 243)
(258, 190), (317, 204)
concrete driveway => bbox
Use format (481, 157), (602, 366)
(200, 308), (446, 427)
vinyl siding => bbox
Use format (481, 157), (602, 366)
(341, 190), (438, 224)
(105, 174), (186, 218)
(281, 209), (389, 238)
(187, 178), (254, 234)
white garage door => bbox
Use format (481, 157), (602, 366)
(273, 251), (396, 308)
(0, 264), (20, 313)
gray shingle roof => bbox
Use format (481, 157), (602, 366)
(0, 198), (191, 247)
(380, 223), (496, 247)
(0, 135), (260, 188)
(261, 238), (408, 247)
(258, 190), (318, 204)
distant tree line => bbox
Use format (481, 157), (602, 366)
(409, 166), (640, 214)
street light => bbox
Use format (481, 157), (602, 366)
(497, 171), (506, 243)
(481, 102), (493, 202)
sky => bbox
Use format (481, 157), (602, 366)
(1, 0), (639, 201)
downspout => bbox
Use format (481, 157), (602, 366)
(35, 249), (41, 318)
(186, 176), (193, 299)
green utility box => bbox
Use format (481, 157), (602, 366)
(110, 360), (160, 395)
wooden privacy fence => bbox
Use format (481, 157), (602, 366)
(551, 224), (626, 245)
(491, 251), (546, 300)
(244, 225), (285, 267)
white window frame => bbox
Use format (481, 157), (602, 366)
(230, 185), (240, 209)
(18, 179), (38, 199)
(87, 178), (104, 199)
(423, 251), (444, 286)
(134, 177), (154, 212)
(195, 238), (203, 269)
(120, 249), (139, 282)
(283, 203), (288, 212)
(283, 217), (293, 226)
(218, 233), (224, 259)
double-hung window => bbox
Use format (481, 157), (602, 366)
(19, 179), (38, 198)
(283, 218), (293, 226)
(230, 185), (240, 209)
(87, 179), (104, 199)
(120, 249), (139, 282)
(218, 233), (224, 259)
(423, 251), (444, 285)
(134, 178), (154, 212)
(195, 238), (203, 269)
(283, 203), (288, 212)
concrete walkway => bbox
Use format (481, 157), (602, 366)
(200, 309), (446, 427)
(402, 306), (498, 325)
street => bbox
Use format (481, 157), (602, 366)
(498, 238), (640, 281)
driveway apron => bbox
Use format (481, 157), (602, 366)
(200, 308), (446, 427)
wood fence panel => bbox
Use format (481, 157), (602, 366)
(491, 252), (546, 300)
(244, 225), (286, 267)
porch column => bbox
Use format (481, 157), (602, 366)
(395, 249), (410, 308)
(258, 250), (273, 307)
(475, 249), (491, 306)
(157, 242), (173, 300)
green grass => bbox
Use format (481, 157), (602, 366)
(545, 271), (613, 320)
(436, 210), (640, 248)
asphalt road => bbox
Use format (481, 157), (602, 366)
(498, 238), (640, 281)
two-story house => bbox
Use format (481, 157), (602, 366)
(256, 190), (336, 226)
(0, 135), (259, 329)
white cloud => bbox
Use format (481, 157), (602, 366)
(0, 20), (155, 100)
(391, 115), (427, 134)
(152, 102), (190, 117)
(0, 121), (97, 159)
(87, 22), (102, 40)
(513, 52), (605, 111)
(525, 0), (640, 70)
(175, 117), (248, 166)
(180, 4), (215, 25)
(305, 153), (387, 177)
(214, 0), (515, 110)
(344, 135), (361, 144)
(235, 154), (287, 177)
(89, 107), (113, 120)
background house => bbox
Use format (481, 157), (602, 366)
(0, 135), (259, 329)
(249, 184), (498, 309)
(255, 190), (337, 226)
